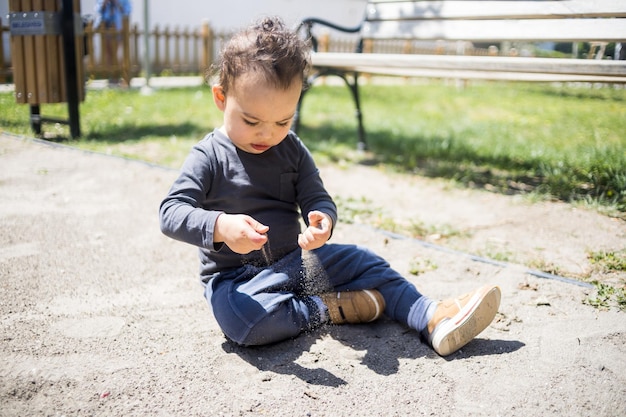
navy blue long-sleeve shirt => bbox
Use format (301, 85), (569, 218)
(159, 129), (337, 279)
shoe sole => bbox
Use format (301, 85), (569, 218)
(430, 285), (501, 356)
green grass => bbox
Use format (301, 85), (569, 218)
(588, 249), (626, 274)
(1, 79), (625, 215)
(0, 86), (222, 168)
(585, 280), (626, 312)
(333, 195), (465, 240)
(299, 82), (626, 216)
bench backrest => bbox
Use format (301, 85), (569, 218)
(362, 0), (626, 43)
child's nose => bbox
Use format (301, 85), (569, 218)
(258, 125), (273, 141)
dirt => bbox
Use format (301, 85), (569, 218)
(1, 133), (624, 417)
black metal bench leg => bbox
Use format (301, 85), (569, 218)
(295, 71), (366, 150)
(30, 105), (42, 136)
(348, 72), (367, 151)
(293, 90), (306, 135)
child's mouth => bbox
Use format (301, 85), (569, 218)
(251, 143), (271, 152)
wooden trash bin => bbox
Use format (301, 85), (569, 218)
(8, 0), (85, 138)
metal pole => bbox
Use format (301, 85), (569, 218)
(61, 0), (81, 137)
(141, 0), (153, 94)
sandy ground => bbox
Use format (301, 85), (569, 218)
(0, 133), (624, 417)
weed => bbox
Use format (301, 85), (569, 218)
(588, 249), (626, 273)
(333, 195), (464, 242)
(527, 259), (565, 277)
(479, 241), (515, 264)
(585, 281), (626, 312)
(408, 257), (438, 276)
(333, 195), (376, 224)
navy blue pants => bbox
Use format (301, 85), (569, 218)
(204, 243), (423, 345)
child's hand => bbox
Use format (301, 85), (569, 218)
(298, 211), (332, 251)
(214, 213), (269, 254)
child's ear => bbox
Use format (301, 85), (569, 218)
(212, 85), (226, 110)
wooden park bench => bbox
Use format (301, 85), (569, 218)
(295, 0), (626, 149)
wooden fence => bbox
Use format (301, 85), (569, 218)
(1, 16), (230, 85)
(312, 32), (595, 58)
(82, 17), (223, 85)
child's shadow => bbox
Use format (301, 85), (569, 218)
(220, 319), (524, 386)
(221, 329), (348, 387)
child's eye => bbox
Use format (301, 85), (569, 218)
(243, 119), (258, 126)
(277, 121), (290, 127)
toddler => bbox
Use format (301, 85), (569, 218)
(159, 16), (501, 356)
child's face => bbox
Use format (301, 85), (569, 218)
(213, 73), (302, 154)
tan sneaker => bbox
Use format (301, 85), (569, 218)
(320, 290), (386, 324)
(425, 284), (501, 356)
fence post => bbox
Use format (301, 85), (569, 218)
(131, 23), (139, 75)
(435, 40), (445, 55)
(403, 40), (412, 54)
(320, 33), (330, 52)
(121, 16), (131, 86)
(153, 24), (160, 74)
(163, 25), (171, 72)
(363, 39), (373, 54)
(183, 27), (190, 73)
(201, 20), (213, 75)
(85, 20), (95, 75)
(173, 26), (181, 72)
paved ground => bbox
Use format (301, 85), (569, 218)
(0, 133), (624, 416)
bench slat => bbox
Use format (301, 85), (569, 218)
(367, 0), (626, 21)
(311, 52), (626, 78)
(350, 66), (626, 83)
(21, 0), (39, 104)
(34, 0), (49, 103)
(9, 0), (26, 103)
(362, 18), (626, 42)
(44, 0), (61, 102)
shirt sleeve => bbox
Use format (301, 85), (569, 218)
(294, 140), (338, 232)
(159, 143), (223, 251)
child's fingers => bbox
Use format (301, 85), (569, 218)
(245, 217), (269, 234)
(307, 211), (331, 231)
(305, 211), (316, 224)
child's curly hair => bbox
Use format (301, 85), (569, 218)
(210, 16), (311, 94)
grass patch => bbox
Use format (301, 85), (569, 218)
(585, 281), (626, 312)
(0, 85), (221, 168)
(333, 195), (464, 241)
(581, 250), (625, 311)
(332, 195), (377, 225)
(478, 243), (515, 264)
(299, 81), (626, 215)
(408, 256), (438, 276)
(588, 249), (626, 273)
(1, 79), (625, 215)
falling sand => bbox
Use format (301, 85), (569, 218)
(300, 249), (332, 295)
(261, 239), (331, 295)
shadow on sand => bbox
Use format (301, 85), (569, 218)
(221, 319), (525, 386)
